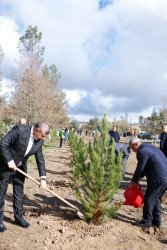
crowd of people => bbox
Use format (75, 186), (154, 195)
(0, 120), (166, 233)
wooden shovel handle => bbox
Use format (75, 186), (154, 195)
(15, 167), (79, 211)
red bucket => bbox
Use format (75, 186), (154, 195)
(123, 184), (144, 208)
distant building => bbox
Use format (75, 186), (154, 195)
(139, 116), (149, 127)
(139, 116), (144, 124)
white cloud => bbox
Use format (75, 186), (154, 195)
(162, 72), (167, 81)
(64, 89), (87, 107)
(0, 16), (19, 60)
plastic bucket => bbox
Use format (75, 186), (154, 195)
(123, 184), (144, 208)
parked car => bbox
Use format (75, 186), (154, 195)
(147, 133), (159, 140)
(123, 132), (132, 137)
(137, 132), (148, 139)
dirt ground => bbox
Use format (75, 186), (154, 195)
(0, 135), (167, 250)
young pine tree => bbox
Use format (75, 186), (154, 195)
(70, 113), (123, 224)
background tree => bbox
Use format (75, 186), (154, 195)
(160, 97), (167, 124)
(5, 25), (69, 127)
(70, 119), (79, 130)
(42, 64), (68, 127)
(148, 107), (164, 133)
(86, 116), (100, 131)
(18, 25), (45, 63)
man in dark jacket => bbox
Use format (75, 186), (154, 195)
(0, 122), (50, 232)
(115, 142), (131, 180)
(109, 126), (120, 143)
(129, 137), (167, 228)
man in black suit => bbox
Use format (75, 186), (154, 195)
(129, 137), (167, 229)
(0, 121), (50, 232)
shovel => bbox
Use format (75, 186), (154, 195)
(15, 167), (85, 220)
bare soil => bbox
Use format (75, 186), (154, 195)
(0, 136), (167, 250)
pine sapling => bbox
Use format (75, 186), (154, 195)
(70, 113), (123, 224)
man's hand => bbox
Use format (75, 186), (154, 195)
(129, 181), (137, 189)
(8, 160), (17, 170)
(39, 179), (46, 189)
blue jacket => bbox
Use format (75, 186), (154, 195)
(115, 142), (131, 166)
(160, 132), (167, 157)
(109, 130), (120, 143)
(132, 143), (167, 191)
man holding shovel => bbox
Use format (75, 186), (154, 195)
(0, 121), (50, 232)
(129, 137), (167, 229)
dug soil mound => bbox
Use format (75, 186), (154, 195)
(0, 136), (167, 250)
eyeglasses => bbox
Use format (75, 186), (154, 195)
(131, 143), (137, 150)
(38, 129), (47, 138)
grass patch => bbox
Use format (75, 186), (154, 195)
(27, 155), (36, 164)
(42, 143), (58, 150)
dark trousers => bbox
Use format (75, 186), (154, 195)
(60, 138), (64, 148)
(122, 156), (129, 178)
(0, 171), (25, 224)
(143, 182), (167, 223)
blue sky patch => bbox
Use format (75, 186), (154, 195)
(99, 0), (113, 9)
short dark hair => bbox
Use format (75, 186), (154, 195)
(35, 121), (50, 134)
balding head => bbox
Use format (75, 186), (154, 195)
(19, 118), (26, 125)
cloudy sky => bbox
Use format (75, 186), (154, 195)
(0, 0), (167, 122)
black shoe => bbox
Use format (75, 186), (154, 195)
(15, 218), (31, 228)
(135, 220), (152, 228)
(0, 223), (7, 232)
(152, 220), (163, 228)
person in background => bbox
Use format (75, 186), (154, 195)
(19, 118), (26, 125)
(80, 128), (83, 136)
(129, 137), (167, 229)
(65, 127), (68, 134)
(0, 121), (50, 232)
(59, 128), (65, 148)
(64, 127), (68, 141)
(85, 129), (88, 136)
(115, 142), (131, 180)
(109, 126), (120, 143)
(160, 124), (167, 157)
(67, 128), (70, 140)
